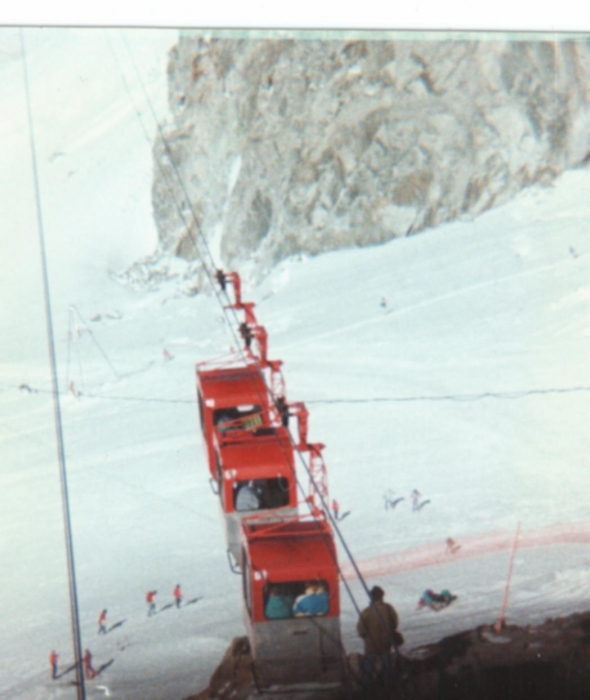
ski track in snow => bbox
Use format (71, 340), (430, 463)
(281, 250), (581, 356)
(342, 522), (590, 579)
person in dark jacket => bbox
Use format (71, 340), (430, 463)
(357, 586), (401, 687)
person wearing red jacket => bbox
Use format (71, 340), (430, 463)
(173, 584), (183, 609)
(83, 649), (97, 680)
(146, 590), (157, 617)
(49, 650), (58, 680)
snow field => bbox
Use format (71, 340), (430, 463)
(2, 26), (590, 699)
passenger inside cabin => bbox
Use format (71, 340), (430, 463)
(233, 477), (290, 511)
(293, 582), (330, 617)
(214, 409), (240, 432)
(263, 580), (330, 620)
(213, 405), (263, 432)
(264, 585), (295, 619)
(235, 481), (261, 511)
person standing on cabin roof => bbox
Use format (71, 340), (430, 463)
(173, 584), (183, 609)
(146, 590), (157, 617)
(98, 609), (107, 635)
(49, 650), (58, 680)
(357, 586), (401, 687)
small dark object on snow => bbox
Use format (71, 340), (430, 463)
(418, 589), (457, 611)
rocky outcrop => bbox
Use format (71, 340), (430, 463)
(186, 612), (590, 699)
(153, 33), (590, 279)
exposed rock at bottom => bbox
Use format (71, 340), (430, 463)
(186, 611), (590, 700)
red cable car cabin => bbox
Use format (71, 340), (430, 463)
(240, 518), (343, 688)
(196, 359), (274, 479)
(214, 425), (298, 562)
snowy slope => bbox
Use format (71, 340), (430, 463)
(2, 26), (590, 700)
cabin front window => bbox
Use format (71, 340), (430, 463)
(213, 405), (263, 431)
(233, 477), (290, 512)
(263, 580), (330, 620)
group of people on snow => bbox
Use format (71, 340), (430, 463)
(49, 584), (188, 682)
(146, 584), (183, 617)
(49, 649), (97, 682)
(382, 487), (430, 511)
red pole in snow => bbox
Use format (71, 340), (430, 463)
(494, 521), (521, 633)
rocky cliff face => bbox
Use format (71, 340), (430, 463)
(152, 33), (590, 280)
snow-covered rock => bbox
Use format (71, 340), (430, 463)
(153, 34), (590, 278)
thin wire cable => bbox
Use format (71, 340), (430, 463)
(105, 32), (244, 346)
(20, 28), (86, 700)
(114, 33), (375, 610)
(5, 378), (590, 407)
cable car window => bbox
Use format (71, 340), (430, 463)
(233, 477), (290, 512)
(213, 405), (263, 431)
(263, 580), (329, 620)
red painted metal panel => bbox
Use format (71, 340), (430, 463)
(241, 518), (340, 623)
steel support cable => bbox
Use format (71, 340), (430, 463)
(118, 32), (219, 276)
(307, 386), (590, 403)
(105, 32), (245, 349)
(114, 32), (254, 349)
(102, 36), (384, 626)
(104, 36), (397, 674)
(19, 29), (86, 700)
(7, 379), (590, 407)
(109, 34), (217, 278)
(112, 34), (377, 629)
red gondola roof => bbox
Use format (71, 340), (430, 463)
(217, 427), (294, 474)
(243, 519), (337, 577)
(197, 361), (270, 408)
